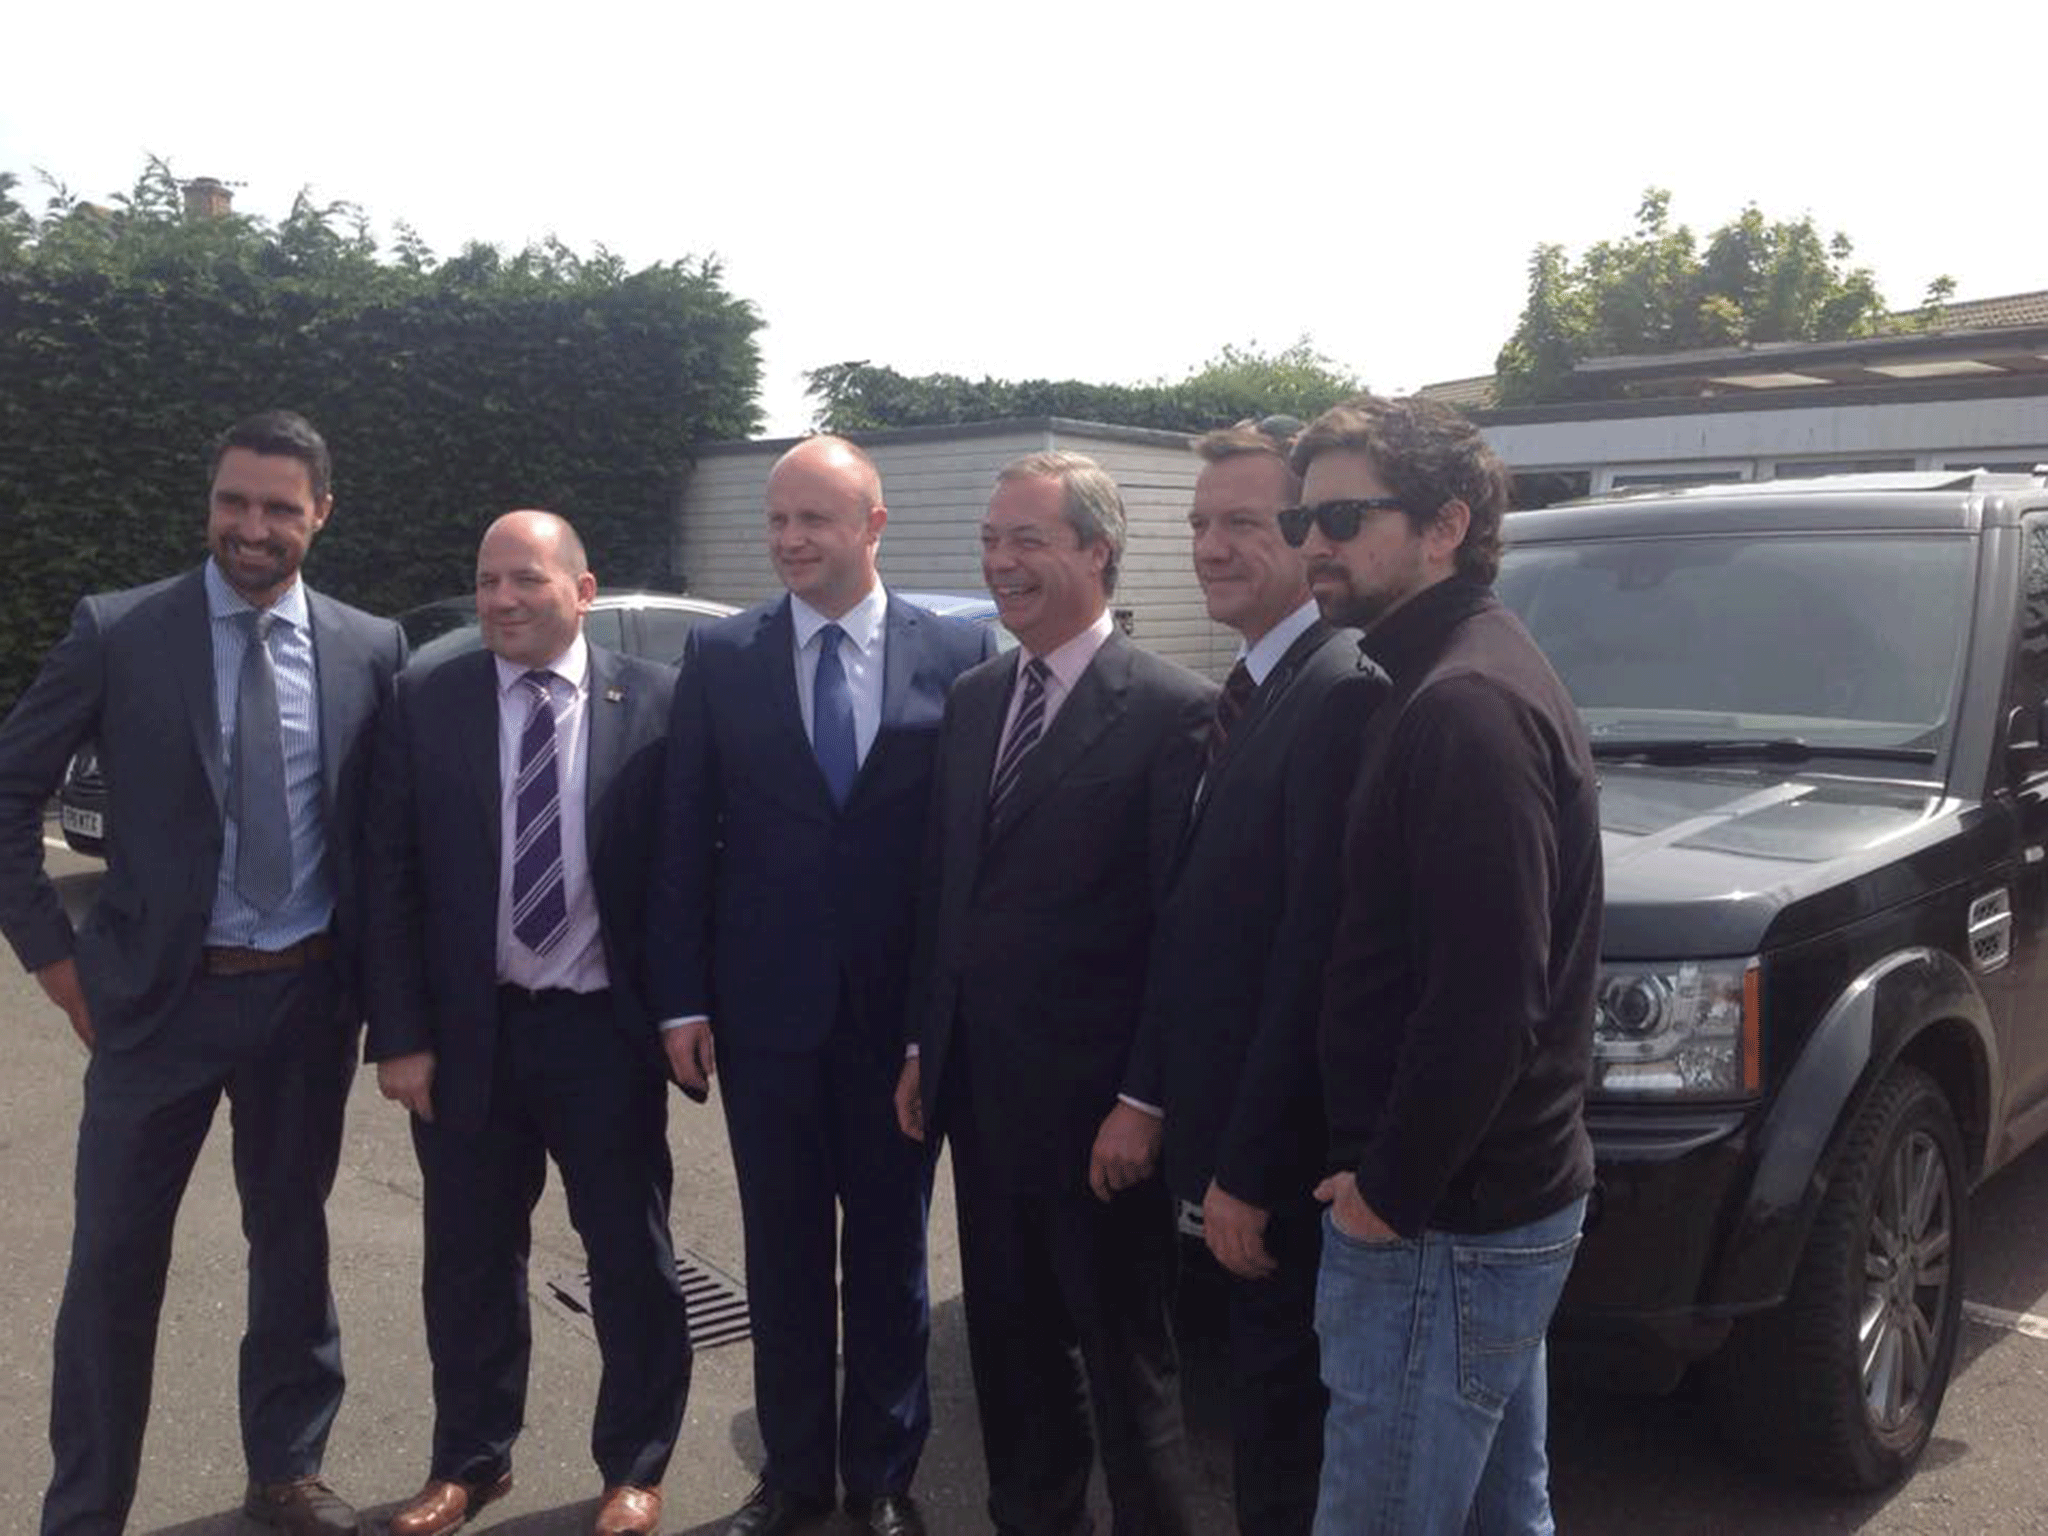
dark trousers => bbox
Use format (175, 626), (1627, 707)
(42, 963), (356, 1536)
(409, 988), (691, 1489)
(719, 1018), (932, 1501)
(950, 1120), (1198, 1536)
(1221, 1193), (1326, 1536)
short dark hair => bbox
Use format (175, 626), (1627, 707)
(210, 411), (332, 502)
(1193, 423), (1304, 500)
(1290, 395), (1510, 584)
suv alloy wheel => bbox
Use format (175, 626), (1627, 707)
(1708, 1065), (1966, 1489)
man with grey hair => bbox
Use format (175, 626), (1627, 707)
(897, 451), (1215, 1535)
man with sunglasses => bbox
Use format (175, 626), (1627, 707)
(1101, 419), (1386, 1534)
(1289, 396), (1601, 1534)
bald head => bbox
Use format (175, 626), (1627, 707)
(772, 435), (883, 509)
(765, 435), (888, 617)
(483, 509), (589, 576)
(476, 509), (598, 667)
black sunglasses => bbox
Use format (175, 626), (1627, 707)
(1277, 498), (1408, 547)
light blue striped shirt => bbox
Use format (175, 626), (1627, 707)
(203, 560), (335, 949)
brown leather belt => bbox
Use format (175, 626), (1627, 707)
(203, 932), (334, 976)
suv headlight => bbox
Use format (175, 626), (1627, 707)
(1593, 957), (1760, 1099)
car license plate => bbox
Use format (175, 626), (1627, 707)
(60, 805), (102, 839)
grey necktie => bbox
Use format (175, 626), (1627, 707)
(232, 610), (292, 912)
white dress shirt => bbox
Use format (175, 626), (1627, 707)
(791, 585), (888, 768)
(1239, 598), (1322, 686)
(495, 633), (609, 993)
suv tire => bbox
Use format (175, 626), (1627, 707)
(1708, 1064), (1966, 1490)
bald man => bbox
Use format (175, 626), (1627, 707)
(649, 438), (995, 1536)
(365, 513), (691, 1536)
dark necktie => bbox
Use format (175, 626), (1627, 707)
(990, 658), (1052, 807)
(1206, 659), (1258, 769)
(232, 609), (292, 912)
(813, 622), (858, 806)
(511, 670), (569, 955)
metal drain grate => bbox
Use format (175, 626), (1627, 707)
(544, 1246), (752, 1350)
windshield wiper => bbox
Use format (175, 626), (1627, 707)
(1590, 737), (1938, 766)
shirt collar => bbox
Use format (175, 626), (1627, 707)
(204, 558), (309, 631)
(494, 630), (590, 696)
(1238, 598), (1322, 685)
(791, 584), (887, 657)
(1026, 608), (1115, 692)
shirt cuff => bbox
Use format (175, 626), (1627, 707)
(905, 1042), (920, 1059)
(659, 1015), (709, 1033)
(1117, 1094), (1163, 1118)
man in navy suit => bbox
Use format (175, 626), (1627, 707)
(649, 436), (994, 1536)
(364, 512), (691, 1536)
(0, 411), (406, 1535)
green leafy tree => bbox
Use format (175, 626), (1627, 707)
(1494, 190), (1901, 406)
(0, 158), (762, 710)
(806, 338), (1362, 433)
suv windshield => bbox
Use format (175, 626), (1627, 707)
(1496, 532), (1977, 758)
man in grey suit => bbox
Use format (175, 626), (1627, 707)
(0, 412), (407, 1535)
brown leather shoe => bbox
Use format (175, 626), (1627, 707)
(241, 1475), (362, 1536)
(387, 1470), (514, 1536)
(594, 1483), (663, 1535)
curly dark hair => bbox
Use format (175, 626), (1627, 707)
(1289, 394), (1510, 584)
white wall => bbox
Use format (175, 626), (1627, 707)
(1480, 394), (2048, 487)
(675, 425), (1237, 679)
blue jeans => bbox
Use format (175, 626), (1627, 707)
(1311, 1195), (1586, 1536)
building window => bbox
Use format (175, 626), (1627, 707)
(1603, 464), (1749, 492)
(1767, 458), (1915, 479)
(1943, 455), (2048, 474)
(1510, 470), (1592, 510)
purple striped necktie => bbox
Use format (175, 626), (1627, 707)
(990, 657), (1051, 808)
(510, 670), (569, 955)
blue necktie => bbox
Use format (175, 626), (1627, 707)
(511, 671), (569, 955)
(232, 610), (292, 912)
(814, 623), (858, 806)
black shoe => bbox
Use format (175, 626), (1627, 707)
(846, 1491), (927, 1536)
(242, 1475), (363, 1536)
(724, 1481), (833, 1536)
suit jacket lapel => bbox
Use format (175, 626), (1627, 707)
(165, 568), (226, 814)
(847, 594), (918, 808)
(876, 594), (917, 738)
(985, 635), (1129, 848)
(946, 656), (1011, 895)
(583, 645), (626, 859)
(756, 597), (839, 813)
(1179, 622), (1334, 861)
(458, 655), (504, 880)
(305, 589), (360, 816)
(1205, 620), (1332, 788)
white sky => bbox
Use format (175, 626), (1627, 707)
(5, 0), (2043, 437)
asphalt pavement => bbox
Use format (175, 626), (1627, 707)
(8, 835), (2048, 1533)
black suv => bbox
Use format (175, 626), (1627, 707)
(1493, 467), (2048, 1490)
